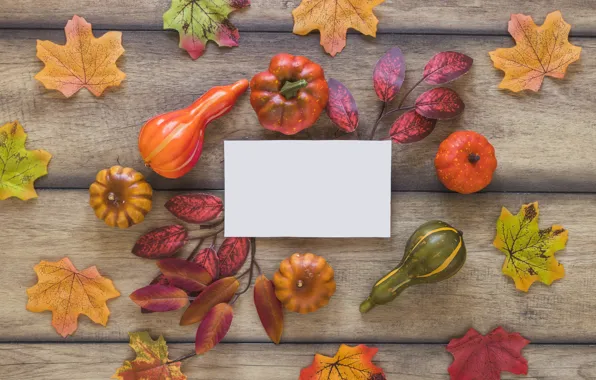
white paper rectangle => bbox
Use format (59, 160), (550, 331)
(224, 140), (391, 238)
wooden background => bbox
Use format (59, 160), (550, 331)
(1, 1), (596, 379)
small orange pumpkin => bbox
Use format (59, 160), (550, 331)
(273, 253), (336, 314)
(89, 166), (153, 228)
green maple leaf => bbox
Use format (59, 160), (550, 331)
(493, 202), (568, 292)
(0, 121), (51, 201)
(163, 0), (251, 60)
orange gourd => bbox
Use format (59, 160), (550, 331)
(138, 79), (248, 179)
(273, 253), (336, 314)
(435, 131), (497, 194)
(89, 166), (153, 228)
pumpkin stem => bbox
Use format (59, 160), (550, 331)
(280, 79), (308, 99)
(468, 153), (481, 164)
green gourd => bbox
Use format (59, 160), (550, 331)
(360, 220), (466, 313)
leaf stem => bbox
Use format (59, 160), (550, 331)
(368, 101), (387, 140)
(235, 238), (257, 297)
(168, 351), (196, 364)
(186, 238), (206, 262)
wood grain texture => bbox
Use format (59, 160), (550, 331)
(3, 190), (596, 343)
(0, 31), (592, 192)
(2, 343), (596, 379)
(1, 0), (596, 35)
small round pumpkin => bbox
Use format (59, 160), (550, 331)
(89, 166), (153, 228)
(273, 253), (336, 314)
(435, 131), (497, 194)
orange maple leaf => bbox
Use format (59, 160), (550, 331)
(489, 11), (581, 92)
(292, 0), (385, 57)
(26, 257), (120, 337)
(35, 15), (125, 97)
(300, 344), (386, 380)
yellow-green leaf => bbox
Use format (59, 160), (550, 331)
(493, 202), (568, 292)
(0, 121), (51, 201)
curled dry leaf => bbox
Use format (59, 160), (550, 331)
(423, 51), (473, 85)
(35, 15), (125, 97)
(254, 275), (284, 344)
(26, 257), (120, 337)
(193, 247), (219, 279)
(181, 277), (239, 326)
(165, 193), (224, 224)
(489, 11), (581, 92)
(0, 121), (52, 201)
(218, 237), (251, 277)
(447, 327), (530, 380)
(129, 284), (189, 312)
(326, 78), (359, 133)
(390, 110), (437, 144)
(112, 331), (187, 380)
(163, 0), (251, 60)
(415, 88), (464, 120)
(300, 344), (386, 380)
(195, 303), (234, 355)
(493, 202), (568, 291)
(157, 258), (213, 293)
(373, 47), (406, 102)
(132, 225), (188, 259)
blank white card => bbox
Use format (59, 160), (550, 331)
(224, 140), (391, 238)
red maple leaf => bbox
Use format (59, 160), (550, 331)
(446, 327), (530, 380)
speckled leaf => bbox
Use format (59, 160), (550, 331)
(195, 303), (234, 355)
(193, 247), (219, 279)
(163, 0), (251, 60)
(0, 121), (52, 201)
(389, 110), (437, 144)
(157, 258), (213, 292)
(132, 225), (189, 259)
(180, 277), (239, 326)
(130, 284), (189, 312)
(423, 51), (473, 85)
(254, 275), (284, 344)
(325, 78), (359, 133)
(165, 193), (224, 224)
(373, 47), (406, 102)
(217, 237), (250, 277)
(415, 88), (464, 120)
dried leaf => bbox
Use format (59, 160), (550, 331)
(489, 11), (581, 92)
(193, 247), (219, 279)
(26, 257), (120, 337)
(180, 277), (239, 326)
(165, 193), (224, 224)
(373, 47), (406, 102)
(157, 258), (213, 292)
(35, 15), (125, 97)
(423, 51), (473, 85)
(254, 275), (284, 344)
(300, 344), (386, 380)
(292, 0), (386, 57)
(0, 121), (51, 201)
(112, 331), (187, 380)
(493, 202), (568, 292)
(415, 88), (464, 120)
(447, 327), (530, 380)
(132, 225), (189, 259)
(130, 284), (188, 312)
(217, 237), (250, 277)
(325, 78), (359, 133)
(163, 0), (251, 60)
(389, 110), (437, 144)
(195, 303), (234, 355)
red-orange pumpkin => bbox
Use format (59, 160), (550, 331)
(435, 131), (497, 194)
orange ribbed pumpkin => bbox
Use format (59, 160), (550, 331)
(273, 253), (336, 314)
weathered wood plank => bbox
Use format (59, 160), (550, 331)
(1, 0), (596, 36)
(2, 190), (596, 343)
(2, 343), (596, 379)
(0, 31), (592, 192)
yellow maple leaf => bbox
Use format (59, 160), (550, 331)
(300, 344), (386, 379)
(26, 257), (120, 337)
(489, 11), (581, 92)
(35, 15), (125, 97)
(292, 0), (385, 57)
